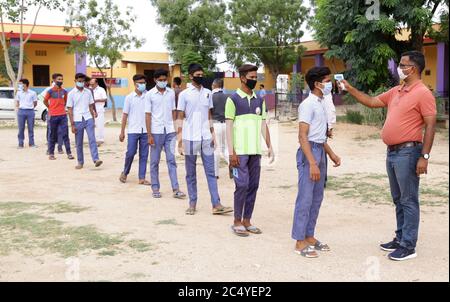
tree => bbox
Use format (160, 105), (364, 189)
(65, 0), (144, 122)
(0, 46), (19, 85)
(225, 0), (308, 83)
(312, 0), (448, 92)
(151, 0), (227, 73)
(0, 0), (65, 91)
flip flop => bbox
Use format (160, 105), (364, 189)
(185, 207), (196, 215)
(119, 173), (127, 183)
(49, 155), (56, 160)
(173, 191), (186, 199)
(152, 192), (162, 198)
(245, 225), (262, 234)
(294, 246), (319, 258)
(231, 225), (249, 237)
(212, 206), (233, 215)
(139, 180), (151, 186)
(67, 154), (75, 160)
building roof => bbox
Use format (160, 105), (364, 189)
(1, 23), (85, 43)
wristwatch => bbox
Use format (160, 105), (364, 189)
(422, 153), (430, 160)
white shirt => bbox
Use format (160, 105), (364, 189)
(16, 89), (37, 109)
(144, 87), (176, 134)
(123, 91), (147, 134)
(177, 85), (213, 141)
(322, 93), (336, 130)
(67, 88), (95, 122)
(92, 86), (107, 113)
(298, 93), (327, 144)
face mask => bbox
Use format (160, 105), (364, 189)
(192, 76), (204, 86)
(244, 78), (257, 90)
(137, 83), (146, 93)
(18, 84), (24, 91)
(397, 66), (412, 81)
(319, 82), (333, 96)
(55, 81), (63, 87)
(156, 81), (168, 89)
(76, 82), (85, 88)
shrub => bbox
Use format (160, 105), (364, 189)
(345, 110), (364, 124)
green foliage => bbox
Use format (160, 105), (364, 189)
(151, 0), (227, 72)
(289, 73), (304, 94)
(0, 46), (20, 85)
(345, 110), (364, 124)
(225, 0), (307, 80)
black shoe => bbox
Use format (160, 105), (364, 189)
(380, 238), (400, 252)
(388, 246), (417, 261)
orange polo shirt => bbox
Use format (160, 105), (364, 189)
(378, 80), (436, 146)
(44, 86), (68, 117)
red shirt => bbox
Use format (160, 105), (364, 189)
(378, 81), (437, 146)
(44, 87), (68, 116)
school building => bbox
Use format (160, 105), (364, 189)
(0, 23), (86, 93)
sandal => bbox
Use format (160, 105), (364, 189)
(139, 180), (151, 186)
(185, 207), (196, 215)
(95, 160), (103, 167)
(212, 206), (233, 215)
(173, 191), (186, 199)
(49, 155), (56, 160)
(231, 225), (249, 237)
(67, 154), (75, 160)
(294, 245), (319, 258)
(245, 225), (262, 234)
(152, 191), (162, 198)
(313, 241), (331, 252)
(119, 173), (127, 183)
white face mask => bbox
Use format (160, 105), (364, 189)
(397, 66), (413, 81)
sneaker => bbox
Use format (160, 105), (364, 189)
(380, 238), (400, 252)
(388, 247), (417, 261)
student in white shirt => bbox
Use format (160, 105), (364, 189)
(67, 73), (103, 169)
(119, 74), (150, 185)
(89, 78), (108, 145)
(322, 92), (336, 138)
(15, 78), (37, 148)
(177, 63), (233, 215)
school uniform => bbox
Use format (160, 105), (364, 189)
(291, 93), (328, 241)
(211, 88), (229, 177)
(177, 85), (220, 207)
(67, 88), (99, 165)
(145, 87), (179, 192)
(93, 86), (107, 143)
(16, 89), (37, 147)
(122, 91), (149, 180)
(224, 88), (267, 221)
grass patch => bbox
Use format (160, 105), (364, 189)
(0, 201), (152, 257)
(353, 133), (380, 141)
(128, 240), (153, 252)
(154, 219), (181, 226)
(327, 174), (449, 206)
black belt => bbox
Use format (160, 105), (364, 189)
(387, 141), (422, 152)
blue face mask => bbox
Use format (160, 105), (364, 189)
(18, 84), (24, 91)
(320, 82), (333, 96)
(76, 81), (85, 88)
(156, 81), (168, 89)
(137, 83), (146, 93)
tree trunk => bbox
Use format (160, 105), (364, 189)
(108, 66), (117, 122)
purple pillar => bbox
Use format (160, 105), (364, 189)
(293, 57), (302, 74)
(388, 58), (399, 80)
(75, 52), (87, 74)
(436, 42), (449, 97)
(315, 54), (324, 67)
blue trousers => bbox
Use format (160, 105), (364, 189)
(48, 115), (71, 156)
(233, 155), (261, 220)
(74, 118), (99, 165)
(123, 133), (149, 180)
(292, 143), (327, 241)
(47, 121), (64, 152)
(17, 109), (35, 147)
(386, 145), (422, 250)
(150, 131), (179, 191)
(183, 139), (220, 207)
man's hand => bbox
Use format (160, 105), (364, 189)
(94, 111), (98, 119)
(310, 164), (321, 182)
(268, 146), (275, 164)
(339, 79), (353, 92)
(177, 140), (184, 155)
(229, 153), (240, 168)
(327, 129), (334, 139)
(416, 157), (428, 176)
(71, 125), (77, 134)
(119, 132), (125, 142)
(330, 154), (341, 167)
(148, 134), (155, 146)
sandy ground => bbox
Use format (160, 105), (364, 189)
(0, 112), (448, 282)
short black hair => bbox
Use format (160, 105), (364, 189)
(19, 78), (30, 87)
(52, 73), (63, 80)
(133, 74), (146, 82)
(213, 78), (224, 88)
(154, 69), (168, 79)
(188, 63), (204, 75)
(75, 73), (86, 80)
(305, 67), (331, 91)
(85, 76), (91, 82)
(401, 50), (425, 74)
(173, 77), (182, 86)
(238, 64), (258, 77)
(260, 84), (265, 88)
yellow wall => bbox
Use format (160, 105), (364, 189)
(423, 44), (437, 91)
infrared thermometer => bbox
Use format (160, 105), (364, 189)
(334, 74), (346, 91)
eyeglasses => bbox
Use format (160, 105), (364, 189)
(398, 63), (415, 68)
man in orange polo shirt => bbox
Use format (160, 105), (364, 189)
(44, 73), (74, 160)
(341, 51), (437, 261)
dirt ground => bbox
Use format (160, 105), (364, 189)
(0, 113), (448, 282)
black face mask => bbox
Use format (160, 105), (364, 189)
(192, 76), (204, 86)
(245, 79), (257, 90)
(55, 81), (63, 87)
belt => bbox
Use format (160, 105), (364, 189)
(387, 141), (422, 152)
(214, 120), (226, 124)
